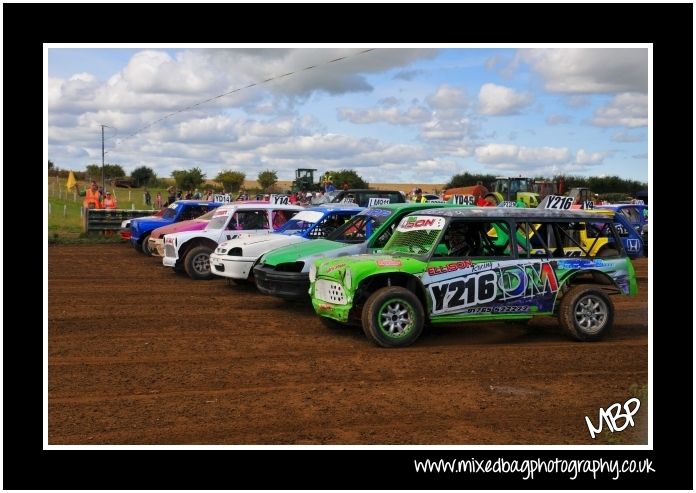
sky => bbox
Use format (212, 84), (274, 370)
(46, 46), (650, 184)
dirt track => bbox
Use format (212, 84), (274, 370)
(48, 244), (648, 444)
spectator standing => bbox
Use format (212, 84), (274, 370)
(155, 192), (162, 208)
(103, 191), (118, 209)
(412, 188), (427, 203)
(165, 187), (176, 206)
(144, 188), (152, 206)
(78, 180), (103, 209)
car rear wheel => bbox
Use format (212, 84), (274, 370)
(362, 286), (424, 348)
(558, 284), (613, 341)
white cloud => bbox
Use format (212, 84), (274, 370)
(393, 69), (423, 81)
(472, 143), (611, 174)
(611, 131), (645, 143)
(518, 48), (648, 93)
(575, 149), (612, 166)
(121, 50), (221, 94)
(420, 118), (473, 141)
(590, 93), (648, 128)
(478, 83), (533, 116)
(203, 48), (437, 98)
(545, 114), (571, 125)
(427, 84), (468, 110)
(337, 105), (431, 125)
(564, 95), (591, 108)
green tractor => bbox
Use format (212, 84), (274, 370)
(291, 168), (319, 193)
(484, 176), (540, 207)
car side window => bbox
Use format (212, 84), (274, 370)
(372, 222), (396, 248)
(434, 220), (512, 258)
(236, 210), (269, 230)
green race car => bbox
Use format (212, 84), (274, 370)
(253, 202), (462, 300)
(310, 207), (637, 348)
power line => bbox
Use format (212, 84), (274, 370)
(126, 48), (376, 139)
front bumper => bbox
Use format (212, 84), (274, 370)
(311, 298), (351, 322)
(209, 253), (255, 280)
(149, 238), (165, 257)
(253, 264), (310, 300)
(162, 255), (177, 267)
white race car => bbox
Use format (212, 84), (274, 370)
(162, 202), (303, 279)
(209, 205), (364, 282)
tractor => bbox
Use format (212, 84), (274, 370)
(565, 187), (598, 209)
(291, 168), (319, 193)
(484, 177), (540, 207)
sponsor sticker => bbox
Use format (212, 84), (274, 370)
(397, 215), (446, 232)
(376, 259), (402, 267)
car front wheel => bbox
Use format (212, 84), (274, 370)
(184, 246), (213, 280)
(361, 286), (424, 348)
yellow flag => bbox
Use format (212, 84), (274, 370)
(66, 171), (77, 190)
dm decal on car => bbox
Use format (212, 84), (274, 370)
(424, 259), (560, 315)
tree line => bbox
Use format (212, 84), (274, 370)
(49, 160), (646, 196)
(445, 172), (647, 195)
(48, 161), (369, 193)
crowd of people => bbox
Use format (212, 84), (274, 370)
(73, 176), (449, 211)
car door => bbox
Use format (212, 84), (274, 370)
(221, 209), (270, 242)
(423, 219), (526, 318)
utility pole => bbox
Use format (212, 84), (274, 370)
(101, 124), (106, 194)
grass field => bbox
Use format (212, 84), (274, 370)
(47, 177), (164, 239)
(46, 176), (446, 239)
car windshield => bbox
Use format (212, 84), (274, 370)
(382, 215), (446, 255)
(277, 210), (324, 235)
(207, 209), (233, 230)
(311, 190), (340, 205)
(327, 208), (392, 243)
(161, 203), (179, 219)
(198, 209), (217, 220)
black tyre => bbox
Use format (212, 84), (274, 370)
(597, 247), (619, 258)
(361, 286), (424, 348)
(140, 234), (152, 255)
(184, 246), (214, 280)
(558, 284), (613, 341)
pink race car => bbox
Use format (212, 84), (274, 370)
(147, 201), (270, 256)
(148, 210), (215, 256)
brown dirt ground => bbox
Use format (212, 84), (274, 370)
(48, 244), (648, 445)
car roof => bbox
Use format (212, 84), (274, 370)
(336, 189), (402, 193)
(415, 207), (614, 220)
(597, 204), (647, 210)
(307, 205), (365, 213)
(366, 202), (450, 211)
(173, 200), (224, 206)
(216, 202), (303, 211)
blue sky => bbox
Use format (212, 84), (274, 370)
(47, 47), (649, 184)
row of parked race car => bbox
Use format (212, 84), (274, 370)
(124, 197), (648, 347)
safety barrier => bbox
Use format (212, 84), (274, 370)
(83, 209), (156, 233)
